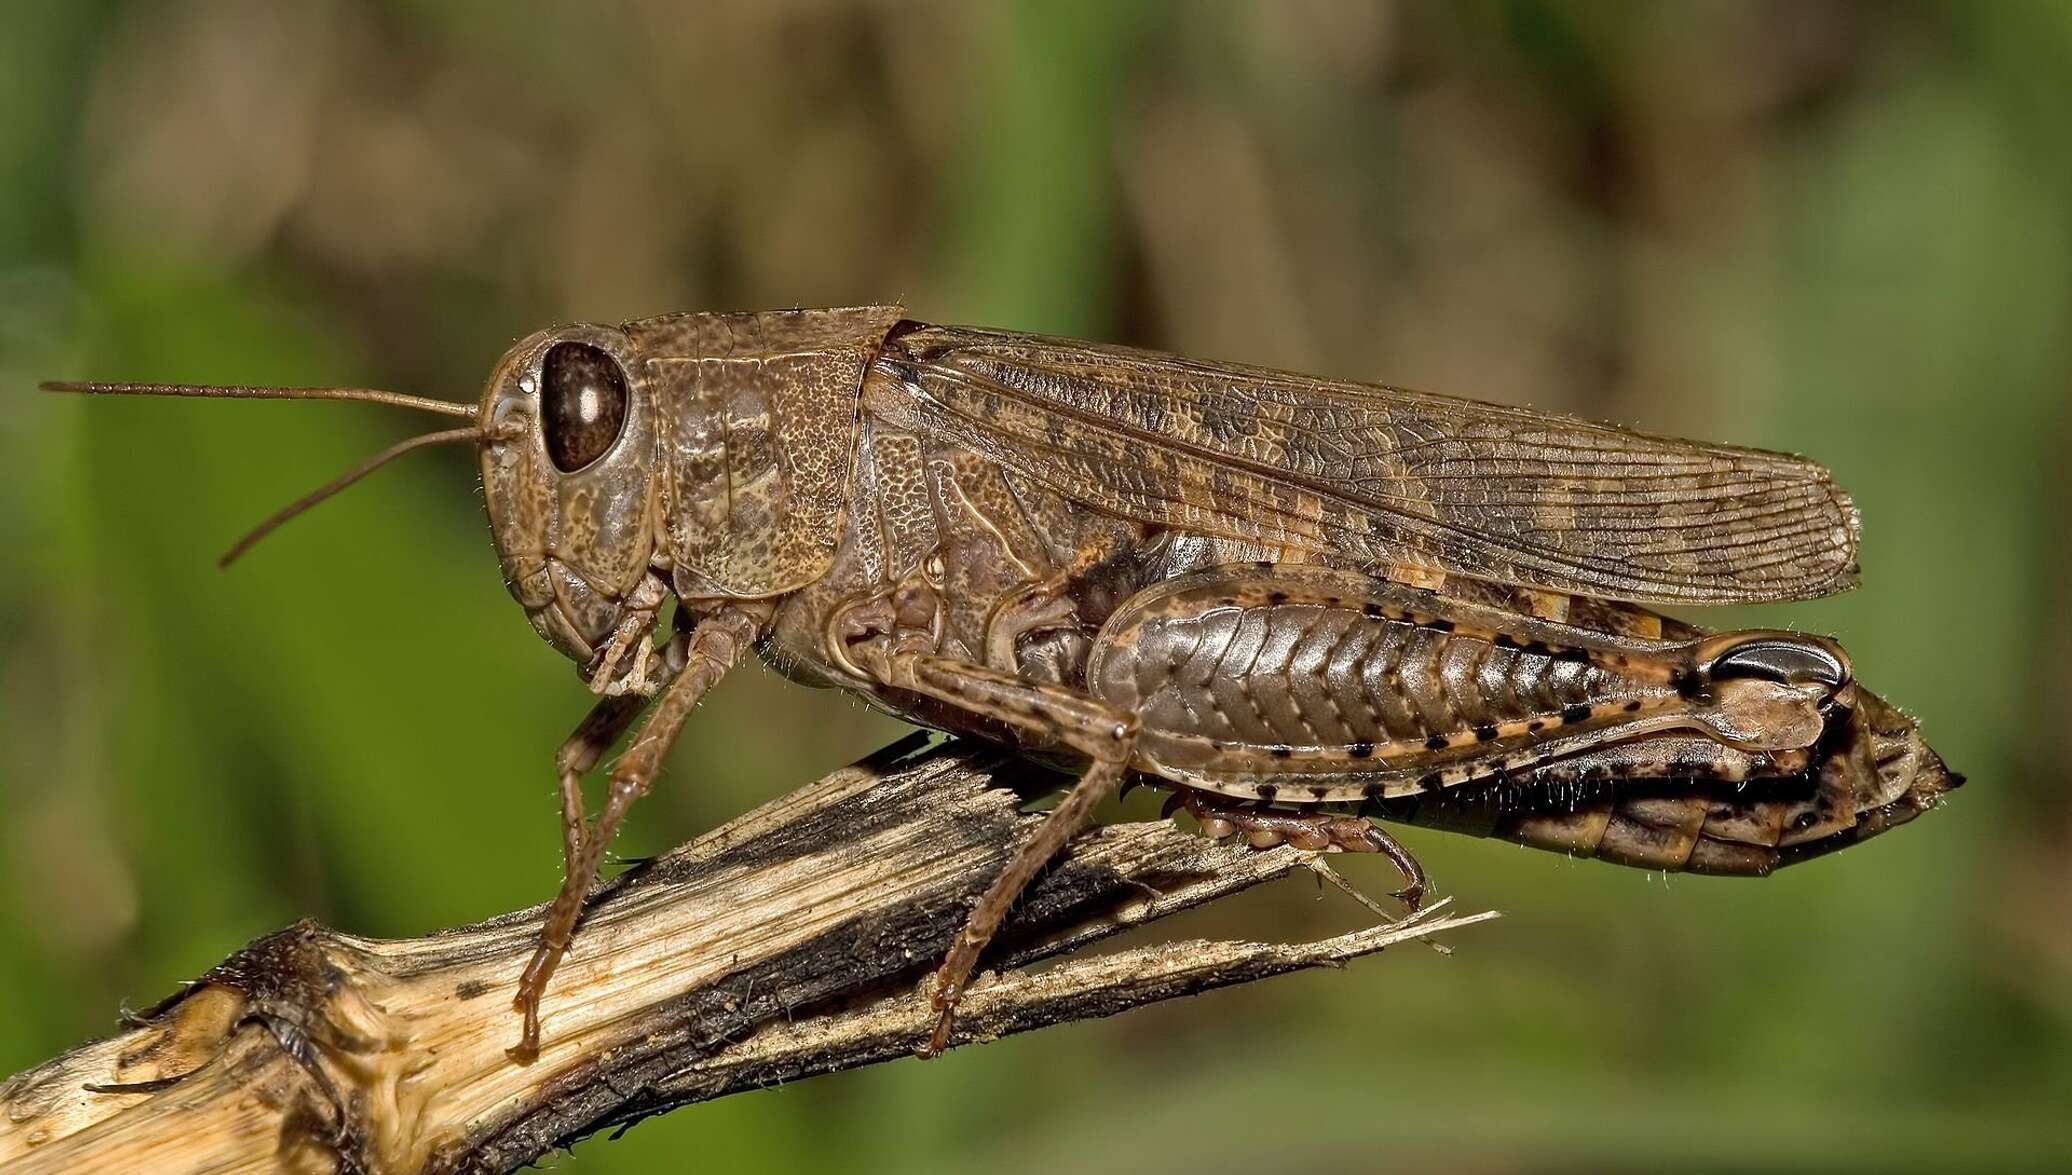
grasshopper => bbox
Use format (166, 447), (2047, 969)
(46, 305), (1959, 1058)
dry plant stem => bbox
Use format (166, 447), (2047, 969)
(0, 737), (1494, 1175)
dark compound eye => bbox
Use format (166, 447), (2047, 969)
(540, 341), (629, 472)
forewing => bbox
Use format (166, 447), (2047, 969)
(872, 325), (1858, 605)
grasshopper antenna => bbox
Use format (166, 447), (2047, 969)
(213, 426), (483, 567)
(40, 379), (486, 566)
(39, 380), (480, 421)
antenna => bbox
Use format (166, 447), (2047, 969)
(215, 427), (484, 567)
(42, 378), (491, 564)
(40, 380), (480, 421)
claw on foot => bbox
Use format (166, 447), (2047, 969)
(507, 940), (562, 1062)
(918, 975), (961, 1058)
(1176, 789), (1429, 913)
(923, 1007), (955, 1058)
(507, 992), (542, 1063)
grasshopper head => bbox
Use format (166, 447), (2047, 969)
(479, 325), (662, 668)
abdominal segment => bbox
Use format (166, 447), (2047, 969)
(1085, 566), (1818, 803)
(1371, 768), (1806, 876)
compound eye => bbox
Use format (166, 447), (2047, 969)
(540, 341), (629, 472)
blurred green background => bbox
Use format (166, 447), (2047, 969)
(3, 1), (2068, 1170)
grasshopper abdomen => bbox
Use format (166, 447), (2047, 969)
(1083, 566), (1842, 803)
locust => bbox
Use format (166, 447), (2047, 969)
(45, 304), (1960, 1059)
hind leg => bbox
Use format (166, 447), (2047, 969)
(1174, 789), (1427, 910)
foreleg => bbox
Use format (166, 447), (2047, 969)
(510, 604), (761, 1058)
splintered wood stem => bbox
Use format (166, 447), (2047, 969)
(0, 737), (1495, 1174)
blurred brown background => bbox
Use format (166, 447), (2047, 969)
(3, 1), (2068, 1170)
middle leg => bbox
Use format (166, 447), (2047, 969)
(855, 641), (1136, 1056)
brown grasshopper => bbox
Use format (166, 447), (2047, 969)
(46, 305), (1959, 1059)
